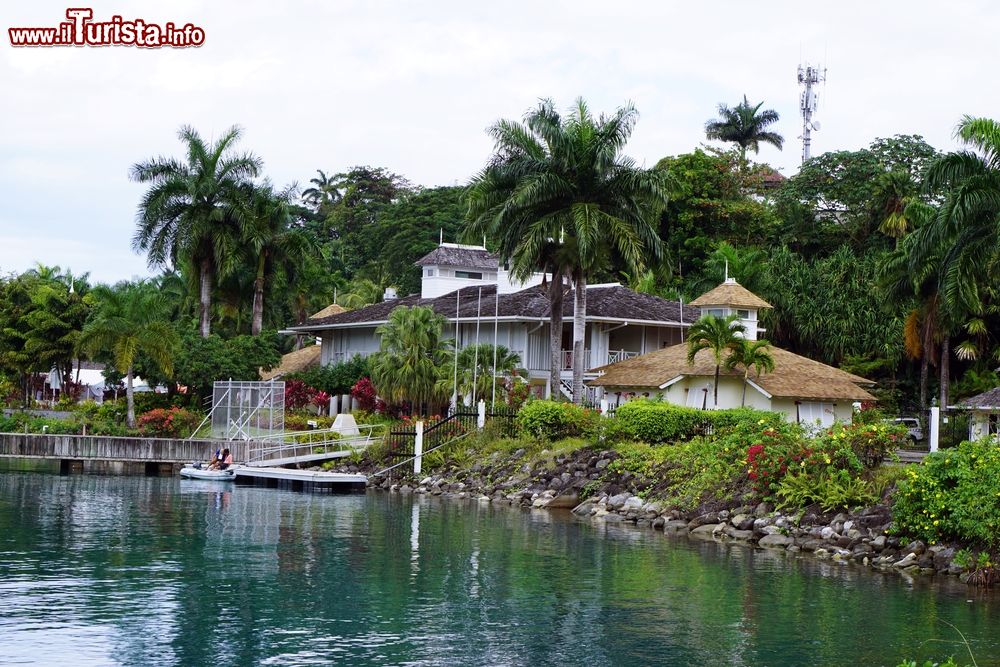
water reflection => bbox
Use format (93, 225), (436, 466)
(1, 472), (999, 666)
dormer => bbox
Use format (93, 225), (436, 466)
(415, 242), (546, 298)
(415, 243), (499, 298)
(688, 278), (772, 341)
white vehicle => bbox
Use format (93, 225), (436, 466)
(179, 464), (238, 481)
(891, 417), (924, 443)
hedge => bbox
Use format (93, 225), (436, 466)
(614, 400), (783, 443)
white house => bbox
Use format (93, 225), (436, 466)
(953, 387), (1000, 441)
(281, 242), (699, 401)
(588, 280), (877, 426)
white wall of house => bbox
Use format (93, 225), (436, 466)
(969, 411), (999, 441)
(602, 378), (858, 425)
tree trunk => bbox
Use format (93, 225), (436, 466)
(919, 354), (929, 411)
(199, 256), (213, 338)
(251, 252), (266, 336)
(548, 273), (564, 401)
(741, 370), (748, 407)
(713, 364), (720, 407)
(126, 367), (136, 429)
(939, 335), (950, 410)
(572, 273), (587, 405)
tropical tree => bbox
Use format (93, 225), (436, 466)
(871, 169), (920, 239)
(686, 314), (746, 407)
(369, 305), (449, 414)
(916, 116), (1000, 317)
(436, 343), (525, 407)
(724, 338), (775, 407)
(131, 125), (262, 337)
(301, 169), (340, 213)
(705, 95), (784, 159)
(240, 182), (313, 335)
(79, 281), (178, 428)
(467, 98), (671, 403)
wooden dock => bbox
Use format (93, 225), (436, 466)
(234, 467), (367, 493)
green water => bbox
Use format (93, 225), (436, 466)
(1, 473), (998, 666)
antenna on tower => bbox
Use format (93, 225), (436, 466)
(797, 62), (826, 163)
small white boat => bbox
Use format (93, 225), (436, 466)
(179, 465), (239, 481)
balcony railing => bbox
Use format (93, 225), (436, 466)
(607, 349), (639, 364)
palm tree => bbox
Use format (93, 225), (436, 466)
(240, 182), (313, 335)
(686, 314), (746, 408)
(705, 96), (784, 159)
(916, 116), (1000, 317)
(467, 98), (671, 404)
(301, 169), (340, 213)
(724, 338), (775, 407)
(131, 125), (262, 338)
(872, 169), (919, 239)
(369, 305), (449, 414)
(436, 343), (526, 406)
(79, 281), (178, 428)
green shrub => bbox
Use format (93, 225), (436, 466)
(893, 439), (1000, 546)
(516, 400), (598, 441)
(613, 401), (784, 444)
(614, 400), (706, 443)
(288, 355), (370, 396)
(776, 469), (876, 512)
(0, 414), (17, 432)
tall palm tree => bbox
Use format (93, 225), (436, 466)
(705, 96), (784, 159)
(467, 98), (671, 403)
(79, 281), (178, 428)
(240, 182), (313, 335)
(916, 116), (1000, 317)
(131, 125), (262, 338)
(369, 305), (449, 414)
(724, 338), (775, 407)
(686, 314), (746, 408)
(301, 169), (340, 213)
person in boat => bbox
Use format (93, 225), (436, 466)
(217, 448), (233, 470)
(205, 448), (222, 470)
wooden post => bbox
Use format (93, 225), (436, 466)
(477, 400), (486, 429)
(600, 398), (609, 417)
(413, 420), (424, 475)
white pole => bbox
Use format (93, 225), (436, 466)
(472, 287), (482, 405)
(477, 399), (486, 429)
(413, 420), (424, 474)
(491, 287), (499, 412)
(929, 406), (940, 453)
(452, 289), (460, 411)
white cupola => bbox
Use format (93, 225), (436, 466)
(688, 278), (772, 341)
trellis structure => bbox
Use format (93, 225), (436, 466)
(208, 379), (285, 441)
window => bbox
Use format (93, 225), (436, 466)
(737, 309), (750, 319)
(705, 308), (726, 318)
(797, 402), (834, 430)
(424, 268), (435, 277)
(455, 270), (483, 280)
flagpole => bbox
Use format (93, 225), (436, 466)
(452, 289), (460, 411)
(472, 287), (482, 406)
(491, 286), (499, 412)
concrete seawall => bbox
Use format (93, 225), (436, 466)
(0, 433), (243, 475)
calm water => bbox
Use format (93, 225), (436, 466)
(1, 473), (999, 666)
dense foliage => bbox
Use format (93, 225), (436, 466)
(893, 439), (1000, 547)
(516, 400), (600, 441)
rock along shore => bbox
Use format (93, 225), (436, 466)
(326, 446), (972, 582)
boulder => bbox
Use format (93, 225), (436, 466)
(758, 534), (794, 548)
(571, 499), (597, 516)
(662, 519), (690, 532)
(689, 523), (723, 537)
(933, 547), (956, 571)
(606, 493), (631, 510)
(688, 512), (721, 529)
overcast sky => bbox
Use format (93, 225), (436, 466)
(2, 0), (996, 284)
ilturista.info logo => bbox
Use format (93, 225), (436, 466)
(9, 8), (205, 48)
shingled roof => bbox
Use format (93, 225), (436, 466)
(285, 283), (700, 331)
(956, 387), (1000, 410)
(689, 279), (772, 309)
(588, 343), (876, 402)
(415, 244), (499, 270)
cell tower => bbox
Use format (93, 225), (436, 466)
(797, 63), (826, 163)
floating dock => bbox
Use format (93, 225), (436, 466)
(234, 466), (367, 493)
